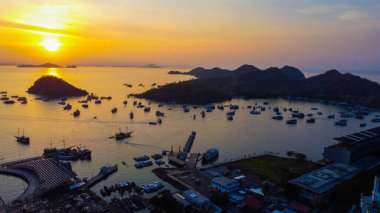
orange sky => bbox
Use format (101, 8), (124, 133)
(0, 0), (379, 71)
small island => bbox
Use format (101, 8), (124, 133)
(27, 76), (88, 98)
(17, 63), (77, 68)
(168, 70), (184, 75)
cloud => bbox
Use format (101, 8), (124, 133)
(297, 6), (335, 14)
(339, 10), (369, 22)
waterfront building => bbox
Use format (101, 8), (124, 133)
(289, 163), (358, 205)
(211, 177), (240, 193)
(323, 126), (380, 164)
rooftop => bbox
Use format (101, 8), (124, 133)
(182, 189), (210, 205)
(289, 163), (358, 194)
(2, 157), (76, 199)
(212, 176), (239, 186)
(333, 126), (380, 147)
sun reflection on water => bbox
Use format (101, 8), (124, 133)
(46, 68), (60, 77)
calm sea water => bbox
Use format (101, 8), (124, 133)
(0, 66), (379, 203)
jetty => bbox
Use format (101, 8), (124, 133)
(82, 165), (118, 188)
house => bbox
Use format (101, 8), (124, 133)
(182, 189), (210, 210)
(211, 177), (240, 193)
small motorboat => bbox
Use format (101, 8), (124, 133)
(130, 111), (134, 119)
(272, 115), (283, 120)
(335, 119), (347, 126)
(73, 109), (80, 117)
(286, 119), (297, 125)
(306, 118), (315, 123)
(63, 104), (72, 110)
(111, 108), (117, 113)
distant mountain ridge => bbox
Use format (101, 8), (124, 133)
(17, 63), (77, 68)
(168, 64), (305, 80)
(137, 65), (380, 107)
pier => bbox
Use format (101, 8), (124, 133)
(82, 165), (118, 188)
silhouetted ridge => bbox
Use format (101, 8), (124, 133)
(27, 76), (88, 98)
(280, 65), (305, 80)
(141, 65), (380, 107)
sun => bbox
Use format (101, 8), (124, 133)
(40, 36), (62, 52)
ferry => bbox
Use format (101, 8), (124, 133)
(202, 148), (219, 163)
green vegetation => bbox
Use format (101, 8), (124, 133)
(232, 154), (318, 185)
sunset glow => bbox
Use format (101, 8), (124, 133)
(40, 36), (61, 52)
(0, 0), (379, 71)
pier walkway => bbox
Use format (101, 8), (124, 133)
(82, 165), (118, 189)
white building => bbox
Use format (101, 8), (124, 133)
(211, 177), (240, 193)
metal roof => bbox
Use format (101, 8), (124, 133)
(333, 126), (380, 146)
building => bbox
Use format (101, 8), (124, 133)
(289, 163), (358, 205)
(182, 189), (210, 210)
(360, 175), (380, 213)
(172, 192), (190, 208)
(323, 126), (380, 164)
(211, 177), (240, 193)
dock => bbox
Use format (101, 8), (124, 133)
(82, 165), (118, 188)
(168, 152), (200, 169)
